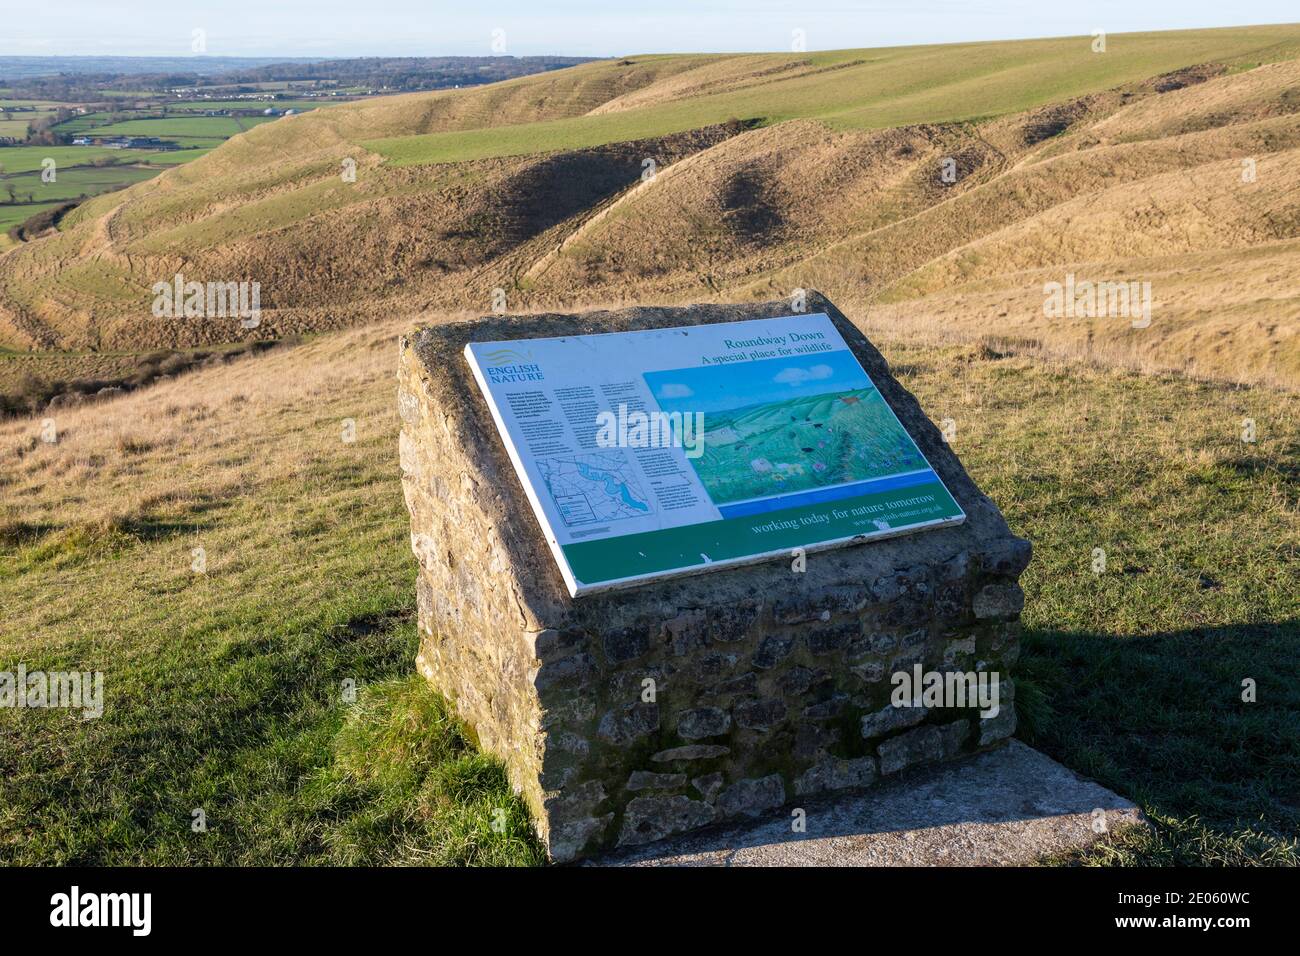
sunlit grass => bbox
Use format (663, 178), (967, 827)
(368, 26), (1300, 165)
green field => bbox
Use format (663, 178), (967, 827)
(164, 100), (322, 112)
(0, 101), (64, 138)
(0, 155), (189, 238)
(367, 26), (1300, 165)
(51, 112), (122, 135)
(135, 147), (212, 164)
(51, 113), (276, 150)
(1, 164), (160, 204)
(0, 110), (262, 239)
(79, 115), (274, 138)
(0, 199), (63, 239)
(54, 115), (277, 149)
(0, 145), (206, 174)
(0, 112), (56, 138)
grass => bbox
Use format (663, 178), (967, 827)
(0, 113), (56, 138)
(0, 145), (194, 174)
(0, 200), (63, 238)
(0, 136), (219, 251)
(136, 147), (213, 165)
(1, 164), (160, 206)
(368, 25), (1300, 165)
(893, 344), (1300, 865)
(78, 116), (275, 139)
(0, 339), (291, 417)
(52, 112), (123, 134)
(0, 325), (542, 864)
(0, 320), (1295, 864)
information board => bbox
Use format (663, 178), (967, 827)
(465, 314), (965, 596)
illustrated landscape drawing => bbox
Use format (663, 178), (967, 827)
(646, 351), (929, 505)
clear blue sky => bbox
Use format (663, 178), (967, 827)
(2, 1), (1296, 58)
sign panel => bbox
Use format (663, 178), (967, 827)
(465, 313), (965, 597)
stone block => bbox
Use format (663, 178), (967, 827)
(397, 293), (1030, 861)
(794, 756), (879, 795)
(878, 720), (971, 775)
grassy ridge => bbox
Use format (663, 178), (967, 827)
(4, 23), (1299, 370)
(368, 26), (1300, 164)
(1, 324), (1295, 864)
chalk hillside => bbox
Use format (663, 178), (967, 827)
(2, 23), (1299, 386)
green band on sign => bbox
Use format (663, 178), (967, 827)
(562, 479), (962, 585)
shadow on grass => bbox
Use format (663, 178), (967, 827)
(1018, 620), (1300, 864)
(1221, 438), (1300, 484)
(114, 495), (235, 542)
(0, 497), (234, 577)
(0, 519), (60, 548)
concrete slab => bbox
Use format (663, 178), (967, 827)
(590, 740), (1143, 866)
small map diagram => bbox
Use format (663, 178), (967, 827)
(538, 452), (654, 527)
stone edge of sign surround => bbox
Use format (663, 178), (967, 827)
(396, 292), (1031, 863)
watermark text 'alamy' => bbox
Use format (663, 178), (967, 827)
(152, 272), (261, 328)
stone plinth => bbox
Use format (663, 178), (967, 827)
(397, 293), (1030, 862)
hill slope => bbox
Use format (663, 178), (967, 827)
(2, 24), (1299, 386)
